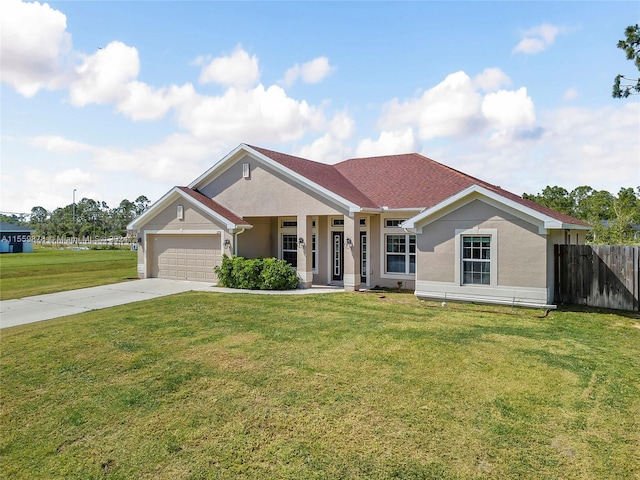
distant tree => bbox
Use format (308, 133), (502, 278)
(29, 206), (50, 236)
(27, 195), (151, 239)
(134, 195), (150, 216)
(0, 213), (27, 226)
(615, 187), (640, 223)
(570, 187), (615, 221)
(523, 186), (573, 216)
(612, 24), (640, 98)
(524, 185), (640, 244)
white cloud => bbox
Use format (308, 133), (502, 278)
(295, 134), (352, 165)
(91, 133), (220, 183)
(31, 135), (93, 154)
(69, 41), (140, 106)
(176, 84), (325, 143)
(377, 71), (537, 145)
(198, 46), (260, 89)
(436, 102), (640, 198)
(116, 82), (196, 121)
(282, 56), (335, 87)
(538, 104), (640, 190)
(513, 23), (566, 55)
(379, 71), (483, 140)
(481, 87), (535, 130)
(0, 0), (72, 97)
(327, 111), (355, 140)
(473, 68), (511, 92)
(25, 167), (96, 192)
(562, 87), (579, 101)
(356, 129), (419, 158)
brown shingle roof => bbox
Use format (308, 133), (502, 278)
(231, 145), (588, 227)
(177, 187), (250, 226)
(334, 153), (589, 226)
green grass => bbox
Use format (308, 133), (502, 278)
(1, 292), (639, 479)
(0, 247), (137, 300)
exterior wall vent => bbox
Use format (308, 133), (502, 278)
(243, 163), (250, 179)
(177, 205), (184, 220)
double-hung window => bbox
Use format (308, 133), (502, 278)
(282, 234), (298, 267)
(385, 234), (416, 274)
(461, 236), (491, 285)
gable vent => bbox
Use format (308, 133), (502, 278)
(243, 163), (250, 179)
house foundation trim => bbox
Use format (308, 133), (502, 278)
(414, 280), (556, 309)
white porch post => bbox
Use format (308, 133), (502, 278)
(297, 214), (314, 288)
(343, 213), (360, 292)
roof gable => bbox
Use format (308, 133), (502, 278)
(190, 144), (376, 213)
(248, 146), (377, 208)
(332, 152), (588, 227)
(403, 185), (591, 233)
(128, 186), (251, 231)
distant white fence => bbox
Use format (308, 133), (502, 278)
(34, 236), (138, 248)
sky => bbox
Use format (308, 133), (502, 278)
(1, 0), (639, 215)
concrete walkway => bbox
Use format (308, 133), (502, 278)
(0, 279), (343, 329)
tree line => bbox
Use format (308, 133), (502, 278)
(0, 196), (150, 239)
(2, 187), (638, 244)
(523, 186), (640, 244)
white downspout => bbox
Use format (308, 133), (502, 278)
(234, 228), (246, 256)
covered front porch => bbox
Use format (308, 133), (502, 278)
(233, 213), (373, 291)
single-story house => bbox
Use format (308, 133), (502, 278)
(128, 144), (590, 308)
(0, 221), (35, 253)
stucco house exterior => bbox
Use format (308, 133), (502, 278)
(128, 143), (590, 308)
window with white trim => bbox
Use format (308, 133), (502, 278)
(454, 229), (497, 287)
(282, 234), (298, 267)
(385, 219), (406, 228)
(462, 236), (491, 285)
(385, 234), (416, 274)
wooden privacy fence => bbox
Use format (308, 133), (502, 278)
(555, 245), (639, 312)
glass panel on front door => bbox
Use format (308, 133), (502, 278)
(360, 232), (367, 283)
(333, 232), (343, 280)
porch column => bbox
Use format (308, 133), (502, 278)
(297, 214), (314, 288)
(343, 213), (360, 292)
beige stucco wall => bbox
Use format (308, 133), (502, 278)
(137, 198), (232, 276)
(200, 155), (347, 217)
(416, 199), (547, 289)
(237, 217), (274, 259)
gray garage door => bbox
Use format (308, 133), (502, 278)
(150, 234), (220, 282)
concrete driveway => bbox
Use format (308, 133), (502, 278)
(0, 279), (344, 329)
(0, 279), (216, 329)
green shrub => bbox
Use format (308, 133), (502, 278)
(215, 255), (299, 290)
(260, 257), (300, 290)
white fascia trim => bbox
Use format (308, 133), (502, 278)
(128, 187), (250, 231)
(383, 207), (426, 213)
(351, 207), (382, 214)
(188, 143), (248, 189)
(190, 144), (363, 215)
(242, 145), (364, 214)
(402, 185), (589, 234)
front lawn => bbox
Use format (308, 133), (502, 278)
(1, 292), (638, 479)
(0, 247), (137, 300)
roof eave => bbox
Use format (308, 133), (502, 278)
(127, 187), (250, 232)
(402, 185), (592, 233)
